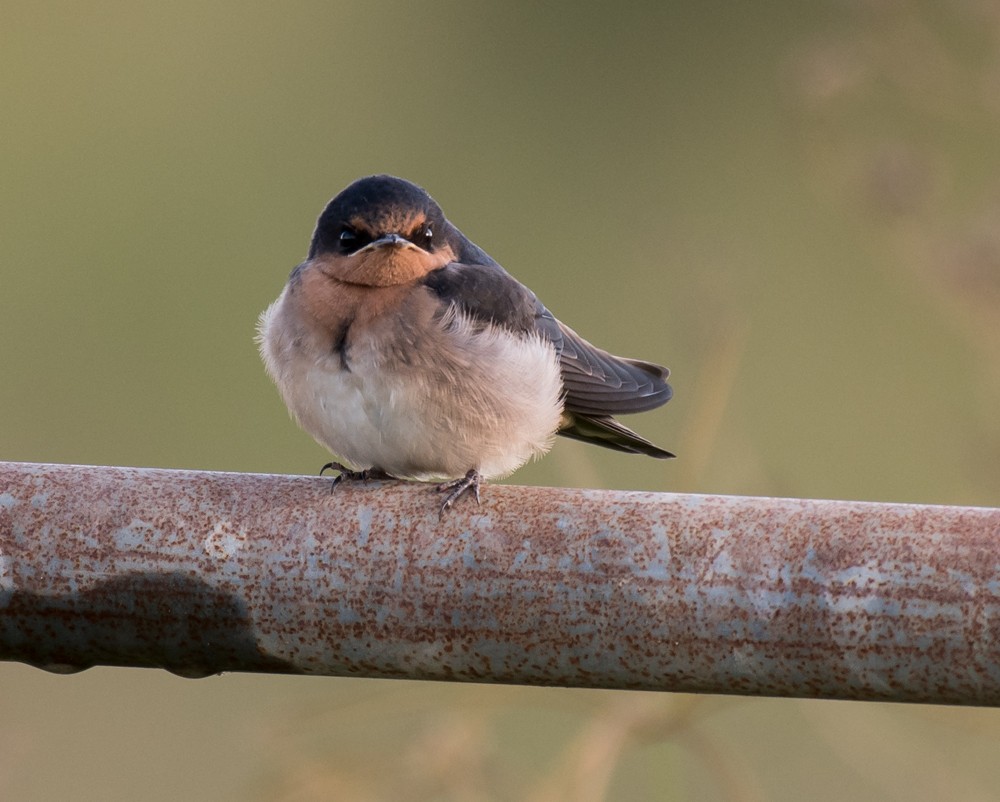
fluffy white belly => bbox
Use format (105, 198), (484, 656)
(259, 299), (564, 481)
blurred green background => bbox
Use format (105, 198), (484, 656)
(3, 1), (1000, 799)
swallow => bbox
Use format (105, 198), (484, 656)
(257, 175), (673, 513)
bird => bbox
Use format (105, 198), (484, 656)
(257, 174), (673, 514)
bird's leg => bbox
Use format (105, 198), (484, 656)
(436, 469), (482, 515)
(320, 462), (391, 492)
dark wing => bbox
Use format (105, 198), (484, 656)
(534, 308), (674, 459)
(421, 261), (539, 334)
(421, 260), (674, 458)
(534, 310), (672, 416)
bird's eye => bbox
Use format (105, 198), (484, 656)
(339, 228), (358, 249)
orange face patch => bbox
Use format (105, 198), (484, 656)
(313, 242), (455, 287)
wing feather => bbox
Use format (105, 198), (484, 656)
(422, 261), (673, 419)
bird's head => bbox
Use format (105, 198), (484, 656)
(308, 175), (455, 286)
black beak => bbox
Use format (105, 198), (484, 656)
(361, 233), (414, 252)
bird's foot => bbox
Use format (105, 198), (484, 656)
(320, 462), (391, 492)
(435, 469), (482, 516)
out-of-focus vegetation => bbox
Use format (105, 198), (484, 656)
(2, 1), (998, 800)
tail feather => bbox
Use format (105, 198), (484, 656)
(558, 413), (675, 459)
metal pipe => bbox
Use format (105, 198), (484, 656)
(1, 461), (998, 704)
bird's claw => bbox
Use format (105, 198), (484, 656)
(436, 469), (482, 516)
(320, 462), (390, 492)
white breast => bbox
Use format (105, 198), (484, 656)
(258, 291), (564, 481)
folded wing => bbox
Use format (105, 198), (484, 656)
(421, 259), (674, 459)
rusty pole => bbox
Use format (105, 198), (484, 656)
(1, 460), (998, 704)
